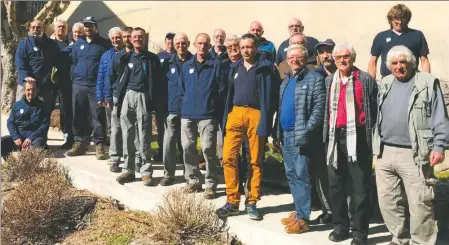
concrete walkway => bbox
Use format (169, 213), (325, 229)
(1, 116), (444, 245)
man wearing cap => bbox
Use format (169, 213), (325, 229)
(66, 16), (112, 159)
(314, 39), (337, 79)
(368, 4), (430, 79)
(153, 32), (176, 162)
(275, 18), (319, 66)
(248, 21), (276, 62)
(210, 28), (228, 61)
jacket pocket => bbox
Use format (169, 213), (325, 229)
(74, 62), (87, 82)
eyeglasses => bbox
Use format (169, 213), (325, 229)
(226, 44), (239, 49)
(288, 24), (303, 29)
(175, 42), (188, 46)
(391, 60), (407, 65)
(287, 55), (305, 60)
(334, 54), (351, 60)
(215, 35), (225, 38)
(30, 25), (41, 30)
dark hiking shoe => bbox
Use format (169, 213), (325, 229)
(183, 183), (203, 193)
(66, 142), (87, 156)
(216, 202), (240, 218)
(318, 212), (332, 224)
(109, 162), (121, 173)
(95, 143), (107, 160)
(204, 188), (216, 199)
(142, 176), (154, 186)
(116, 172), (135, 184)
(246, 204), (262, 220)
(159, 177), (174, 186)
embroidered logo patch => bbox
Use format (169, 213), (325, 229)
(284, 47), (288, 52)
(20, 109), (24, 114)
(128, 63), (134, 68)
(234, 73), (238, 79)
(171, 68), (175, 74)
(386, 37), (391, 43)
(33, 47), (39, 51)
(80, 45), (85, 50)
(189, 68), (194, 74)
(160, 59), (164, 63)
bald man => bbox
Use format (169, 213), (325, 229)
(209, 28), (228, 60)
(275, 18), (319, 66)
(248, 21), (276, 62)
(16, 20), (61, 114)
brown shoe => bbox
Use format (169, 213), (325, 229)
(116, 172), (135, 184)
(142, 176), (153, 186)
(281, 212), (296, 225)
(95, 143), (107, 160)
(284, 219), (310, 234)
(204, 188), (216, 199)
(66, 142), (87, 156)
(183, 183), (203, 193)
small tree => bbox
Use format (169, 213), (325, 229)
(1, 1), (70, 113)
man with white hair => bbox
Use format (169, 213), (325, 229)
(210, 28), (228, 60)
(323, 42), (378, 245)
(273, 44), (325, 234)
(248, 21), (276, 62)
(373, 45), (448, 245)
(278, 33), (308, 80)
(70, 22), (84, 44)
(275, 18), (319, 66)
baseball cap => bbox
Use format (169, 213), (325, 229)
(82, 16), (97, 25)
(165, 32), (175, 40)
(315, 39), (335, 51)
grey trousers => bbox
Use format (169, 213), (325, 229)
(217, 126), (223, 160)
(376, 145), (437, 245)
(120, 90), (153, 177)
(181, 118), (219, 189)
(163, 114), (182, 179)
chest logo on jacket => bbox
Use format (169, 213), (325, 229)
(80, 45), (85, 50)
(33, 47), (39, 51)
(160, 59), (164, 63)
(20, 109), (24, 114)
(171, 68), (175, 74)
(234, 73), (238, 79)
(189, 68), (194, 74)
(128, 63), (134, 69)
(386, 37), (391, 43)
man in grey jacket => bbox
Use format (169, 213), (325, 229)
(373, 45), (449, 245)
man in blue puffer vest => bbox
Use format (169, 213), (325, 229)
(66, 16), (112, 159)
(1, 80), (49, 160)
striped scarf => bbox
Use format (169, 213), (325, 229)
(326, 70), (358, 168)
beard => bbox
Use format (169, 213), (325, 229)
(28, 31), (43, 39)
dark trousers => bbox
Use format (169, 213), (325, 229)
(58, 84), (73, 141)
(328, 127), (372, 238)
(310, 142), (332, 213)
(72, 84), (105, 144)
(155, 109), (167, 156)
(1, 136), (47, 160)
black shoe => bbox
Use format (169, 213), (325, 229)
(110, 163), (121, 173)
(159, 177), (174, 186)
(152, 153), (162, 162)
(318, 212), (332, 224)
(311, 204), (321, 211)
(351, 237), (367, 245)
(60, 140), (74, 149)
(328, 229), (349, 242)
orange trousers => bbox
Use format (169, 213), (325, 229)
(223, 106), (265, 206)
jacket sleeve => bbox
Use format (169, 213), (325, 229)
(27, 107), (50, 141)
(430, 79), (449, 152)
(178, 65), (186, 112)
(96, 52), (109, 101)
(151, 56), (163, 111)
(7, 105), (21, 141)
(71, 44), (78, 82)
(108, 54), (120, 105)
(369, 75), (379, 127)
(306, 74), (326, 132)
(15, 41), (31, 83)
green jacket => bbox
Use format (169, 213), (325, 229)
(373, 71), (449, 166)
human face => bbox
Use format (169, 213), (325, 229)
(83, 23), (97, 37)
(226, 40), (240, 60)
(333, 47), (354, 74)
(174, 36), (189, 55)
(194, 34), (211, 56)
(24, 82), (37, 101)
(165, 38), (174, 52)
(288, 19), (304, 36)
(390, 56), (413, 81)
(287, 49), (307, 73)
(55, 21), (67, 37)
(391, 17), (408, 32)
(110, 31), (123, 49)
(240, 38), (257, 61)
(289, 34), (306, 46)
(317, 46), (335, 68)
(249, 23), (263, 38)
(122, 31), (131, 43)
(72, 28), (83, 41)
(131, 30), (145, 50)
(29, 21), (43, 38)
(213, 29), (226, 46)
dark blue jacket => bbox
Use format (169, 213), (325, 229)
(166, 52), (194, 115)
(71, 35), (112, 87)
(106, 49), (127, 104)
(209, 46), (228, 61)
(178, 55), (225, 120)
(258, 37), (276, 63)
(274, 68), (325, 146)
(15, 34), (61, 89)
(223, 57), (281, 137)
(7, 98), (50, 142)
(96, 47), (119, 101)
(155, 51), (175, 113)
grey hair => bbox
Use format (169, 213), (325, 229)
(287, 44), (308, 58)
(55, 19), (68, 30)
(72, 22), (84, 32)
(226, 34), (241, 43)
(386, 45), (416, 70)
(108, 27), (122, 39)
(289, 33), (308, 47)
(332, 42), (356, 60)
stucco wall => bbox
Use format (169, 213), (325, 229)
(57, 1), (449, 80)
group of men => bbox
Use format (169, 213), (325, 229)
(1, 3), (447, 245)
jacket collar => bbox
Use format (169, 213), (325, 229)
(169, 51), (193, 63)
(230, 55), (271, 71)
(286, 66), (309, 80)
(185, 54), (215, 67)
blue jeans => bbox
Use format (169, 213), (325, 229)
(282, 131), (311, 220)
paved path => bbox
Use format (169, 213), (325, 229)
(1, 115), (445, 245)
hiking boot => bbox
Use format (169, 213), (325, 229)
(109, 162), (121, 173)
(246, 204), (262, 220)
(142, 176), (153, 186)
(317, 212), (332, 224)
(116, 172), (135, 184)
(159, 177), (174, 186)
(281, 212), (297, 225)
(66, 142), (87, 156)
(284, 219), (310, 234)
(183, 183), (202, 193)
(204, 188), (216, 199)
(95, 143), (106, 160)
(216, 202), (240, 218)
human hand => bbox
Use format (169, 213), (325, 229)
(430, 151), (444, 166)
(22, 138), (32, 149)
(14, 139), (22, 148)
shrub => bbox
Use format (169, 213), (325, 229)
(151, 188), (227, 245)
